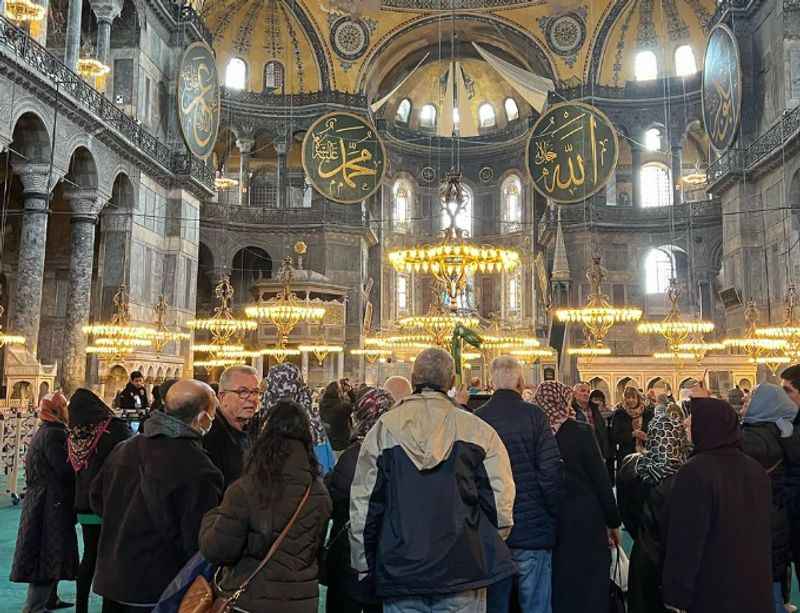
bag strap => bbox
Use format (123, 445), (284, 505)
(227, 482), (312, 603)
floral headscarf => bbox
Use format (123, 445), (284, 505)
(634, 411), (689, 484)
(67, 389), (114, 472)
(262, 363), (327, 445)
(533, 381), (575, 433)
(352, 387), (394, 441)
(38, 392), (68, 424)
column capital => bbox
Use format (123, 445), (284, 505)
(236, 137), (255, 154)
(64, 188), (104, 221)
(11, 162), (55, 201)
(90, 0), (122, 22)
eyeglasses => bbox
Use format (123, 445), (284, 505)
(222, 388), (262, 400)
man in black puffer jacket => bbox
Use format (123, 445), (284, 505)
(476, 356), (564, 613)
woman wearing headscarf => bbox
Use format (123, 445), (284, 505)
(610, 386), (654, 476)
(535, 381), (621, 613)
(319, 380), (353, 454)
(67, 389), (132, 613)
(263, 363), (336, 474)
(324, 387), (395, 613)
(616, 411), (689, 613)
(741, 383), (800, 613)
(11, 392), (79, 613)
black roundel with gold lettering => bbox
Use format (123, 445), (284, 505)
(177, 42), (221, 161)
(702, 24), (741, 152)
(302, 112), (386, 204)
(527, 101), (619, 205)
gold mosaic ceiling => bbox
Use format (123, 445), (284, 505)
(200, 0), (716, 95)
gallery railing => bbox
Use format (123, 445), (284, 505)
(0, 15), (214, 191)
(201, 200), (367, 227)
(175, 2), (212, 46)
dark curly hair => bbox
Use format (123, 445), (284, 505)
(244, 400), (319, 495)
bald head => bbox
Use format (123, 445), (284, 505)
(384, 376), (412, 402)
(165, 379), (217, 424)
(412, 348), (455, 391)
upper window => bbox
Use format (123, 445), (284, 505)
(641, 163), (673, 208)
(264, 61), (284, 91)
(453, 106), (461, 131)
(674, 45), (697, 77)
(502, 174), (523, 229)
(442, 184), (473, 236)
(393, 179), (412, 227)
(420, 104), (437, 129)
(397, 275), (409, 312)
(644, 246), (680, 294)
(644, 127), (662, 152)
(635, 50), (658, 81)
(225, 57), (247, 90)
(478, 103), (496, 128)
(508, 274), (520, 313)
(396, 98), (412, 124)
(504, 98), (519, 122)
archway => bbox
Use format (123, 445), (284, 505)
(11, 112), (51, 164)
(647, 377), (672, 394)
(616, 376), (640, 401)
(231, 246), (272, 305)
(196, 242), (215, 314)
(588, 377), (611, 403)
(11, 381), (32, 401)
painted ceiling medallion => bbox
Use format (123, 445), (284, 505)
(330, 16), (369, 61)
(479, 166), (495, 184)
(420, 166), (437, 184)
(544, 12), (587, 58)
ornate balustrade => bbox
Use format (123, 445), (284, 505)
(201, 200), (367, 227)
(558, 198), (721, 227)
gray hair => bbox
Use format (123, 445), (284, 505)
(491, 356), (523, 390)
(219, 365), (259, 392)
(411, 348), (455, 391)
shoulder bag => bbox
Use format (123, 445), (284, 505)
(179, 483), (312, 613)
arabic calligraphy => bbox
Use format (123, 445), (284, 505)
(177, 43), (220, 160)
(702, 24), (741, 152)
(527, 102), (619, 204)
(302, 113), (386, 204)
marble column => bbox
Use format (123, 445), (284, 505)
(631, 144), (642, 209)
(301, 351), (309, 383)
(90, 0), (122, 66)
(64, 0), (82, 71)
(671, 144), (683, 206)
(10, 162), (52, 356)
(337, 351), (344, 380)
(275, 140), (288, 209)
(236, 137), (254, 206)
(62, 190), (101, 394)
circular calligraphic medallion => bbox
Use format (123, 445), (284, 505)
(526, 101), (619, 204)
(702, 24), (742, 152)
(177, 42), (221, 161)
(302, 112), (387, 204)
(479, 166), (495, 183)
(546, 13), (586, 56)
(420, 166), (436, 184)
(331, 17), (369, 61)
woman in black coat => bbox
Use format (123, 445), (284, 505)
(319, 381), (353, 453)
(534, 382), (621, 613)
(610, 386), (654, 473)
(11, 393), (79, 613)
(66, 389), (132, 613)
(200, 400), (332, 613)
(615, 410), (689, 613)
(325, 387), (394, 613)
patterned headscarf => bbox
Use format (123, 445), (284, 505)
(67, 389), (114, 472)
(534, 381), (575, 433)
(263, 363), (327, 445)
(634, 411), (689, 484)
(38, 392), (68, 424)
(352, 387), (394, 441)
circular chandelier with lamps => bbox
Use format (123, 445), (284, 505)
(722, 300), (787, 360)
(396, 306), (480, 348)
(351, 348), (392, 363)
(259, 347), (302, 364)
(298, 344), (344, 365)
(637, 278), (714, 350)
(4, 0), (46, 21)
(77, 58), (110, 79)
(0, 305), (25, 348)
(387, 169), (520, 312)
(567, 343), (613, 357)
(653, 352), (697, 361)
(510, 347), (556, 362)
(188, 275), (257, 343)
(150, 294), (191, 354)
(84, 284), (154, 360)
(756, 286), (800, 361)
(557, 256), (642, 347)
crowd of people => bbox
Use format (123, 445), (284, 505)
(9, 353), (800, 613)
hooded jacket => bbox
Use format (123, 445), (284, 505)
(349, 389), (516, 598)
(662, 398), (772, 613)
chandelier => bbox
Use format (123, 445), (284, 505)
(84, 285), (154, 359)
(260, 346), (301, 363)
(672, 338), (726, 362)
(568, 343), (612, 357)
(214, 171), (238, 191)
(756, 286), (800, 361)
(681, 161), (707, 186)
(188, 275), (256, 343)
(77, 58), (110, 79)
(723, 300), (787, 360)
(387, 169), (520, 312)
(557, 256), (642, 346)
(0, 305), (25, 348)
(194, 358), (241, 369)
(4, 0), (46, 21)
(510, 347), (556, 362)
(351, 348), (392, 363)
(192, 343), (244, 354)
(397, 305), (480, 347)
(150, 295), (191, 353)
(298, 344), (343, 365)
(637, 278), (714, 349)
(653, 352), (697, 361)
(245, 247), (326, 346)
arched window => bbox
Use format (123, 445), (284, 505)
(396, 274), (409, 312)
(419, 104), (437, 129)
(644, 127), (662, 152)
(635, 50), (658, 81)
(674, 45), (697, 77)
(501, 174), (523, 230)
(504, 98), (519, 122)
(644, 246), (681, 294)
(225, 57), (247, 90)
(264, 61), (284, 91)
(641, 163), (672, 208)
(453, 106), (461, 130)
(507, 274), (520, 313)
(441, 184), (473, 236)
(393, 179), (412, 228)
(395, 98), (412, 124)
(478, 103), (496, 128)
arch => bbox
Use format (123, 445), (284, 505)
(588, 377), (611, 402)
(616, 376), (640, 400)
(635, 50), (658, 81)
(197, 242), (215, 312)
(231, 246), (272, 302)
(679, 377), (697, 390)
(156, 366), (164, 383)
(111, 0), (142, 48)
(225, 57), (248, 90)
(504, 97), (519, 122)
(419, 103), (437, 129)
(478, 102), (496, 129)
(674, 44), (697, 77)
(11, 381), (32, 401)
(110, 172), (136, 210)
(67, 146), (98, 190)
(395, 98), (412, 124)
(146, 365), (155, 383)
(501, 173), (523, 230)
(641, 162), (672, 208)
(644, 127), (663, 152)
(264, 60), (285, 92)
(644, 245), (687, 293)
(392, 177), (414, 226)
(647, 376), (673, 393)
(11, 111), (51, 164)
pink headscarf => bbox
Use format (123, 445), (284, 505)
(533, 381), (574, 433)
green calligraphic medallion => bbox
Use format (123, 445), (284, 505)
(527, 101), (619, 205)
(302, 112), (386, 204)
(702, 24), (741, 152)
(177, 42), (220, 160)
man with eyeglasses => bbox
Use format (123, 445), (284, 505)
(203, 365), (261, 490)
